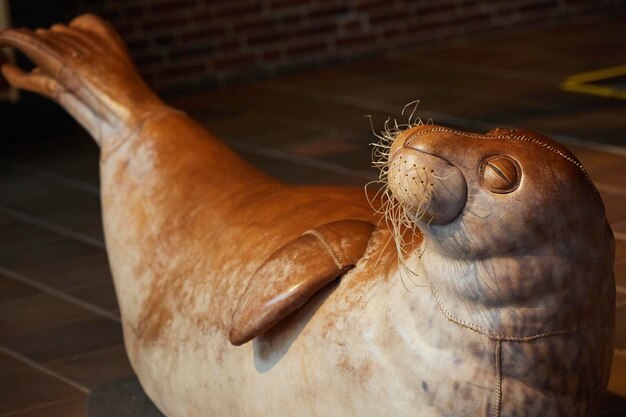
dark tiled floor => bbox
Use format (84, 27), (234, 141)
(1, 16), (626, 416)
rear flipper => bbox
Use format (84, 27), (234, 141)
(0, 14), (167, 147)
(229, 220), (375, 346)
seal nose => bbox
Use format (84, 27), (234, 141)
(387, 146), (467, 224)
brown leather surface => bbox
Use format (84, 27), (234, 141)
(229, 220), (375, 346)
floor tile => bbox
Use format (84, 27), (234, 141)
(44, 345), (134, 390)
(237, 148), (372, 185)
(0, 276), (38, 304)
(609, 351), (626, 397)
(68, 282), (120, 314)
(0, 166), (103, 243)
(87, 377), (164, 417)
(2, 317), (123, 364)
(0, 213), (63, 253)
(0, 239), (111, 292)
(513, 110), (626, 148)
(196, 111), (377, 174)
(172, 83), (394, 138)
(592, 162), (626, 189)
(0, 351), (30, 375)
(417, 18), (626, 79)
(570, 147), (626, 174)
(616, 239), (626, 263)
(617, 291), (626, 309)
(599, 391), (626, 417)
(4, 397), (87, 417)
(5, 129), (100, 187)
(616, 260), (626, 289)
(615, 308), (626, 351)
(0, 294), (98, 342)
(0, 366), (85, 415)
(601, 192), (626, 226)
(613, 221), (626, 236)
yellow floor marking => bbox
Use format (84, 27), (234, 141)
(561, 65), (626, 100)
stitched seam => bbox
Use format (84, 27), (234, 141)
(303, 229), (343, 269)
(101, 108), (185, 161)
(404, 127), (599, 196)
(425, 278), (605, 341)
(493, 340), (502, 417)
(403, 126), (606, 339)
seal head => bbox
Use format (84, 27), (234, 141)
(385, 124), (614, 340)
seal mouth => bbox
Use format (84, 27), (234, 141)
(386, 127), (467, 225)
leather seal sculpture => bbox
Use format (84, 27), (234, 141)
(0, 15), (615, 417)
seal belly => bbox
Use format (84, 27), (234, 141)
(120, 241), (498, 417)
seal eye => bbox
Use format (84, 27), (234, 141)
(480, 156), (521, 194)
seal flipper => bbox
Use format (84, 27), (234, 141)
(229, 220), (375, 346)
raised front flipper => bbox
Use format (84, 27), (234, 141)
(229, 220), (375, 346)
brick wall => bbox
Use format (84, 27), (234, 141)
(57, 0), (626, 93)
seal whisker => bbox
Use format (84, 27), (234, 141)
(364, 115), (385, 141)
(401, 99), (420, 127)
(368, 102), (432, 278)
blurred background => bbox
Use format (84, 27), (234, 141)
(0, 0), (625, 416)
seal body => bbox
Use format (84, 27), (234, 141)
(98, 113), (499, 416)
(0, 15), (615, 417)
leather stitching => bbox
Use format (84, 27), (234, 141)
(303, 229), (344, 269)
(101, 108), (185, 161)
(404, 127), (600, 197)
(425, 277), (607, 341)
(494, 340), (502, 417)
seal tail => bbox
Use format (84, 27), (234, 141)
(0, 14), (165, 149)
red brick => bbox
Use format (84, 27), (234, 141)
(416, 2), (457, 15)
(452, 12), (491, 26)
(369, 9), (410, 25)
(405, 20), (441, 35)
(268, 0), (307, 10)
(215, 2), (263, 18)
(170, 43), (217, 60)
(125, 39), (149, 50)
(519, 0), (558, 13)
(133, 53), (164, 67)
(262, 49), (283, 61)
(160, 62), (205, 78)
(308, 4), (349, 19)
(248, 30), (289, 46)
(94, 9), (123, 22)
(141, 16), (189, 32)
(287, 40), (327, 56)
(342, 17), (363, 31)
(336, 33), (376, 47)
(123, 5), (150, 18)
(233, 16), (277, 32)
(152, 0), (197, 14)
(382, 27), (404, 40)
(181, 27), (227, 42)
(294, 22), (337, 37)
(57, 0), (626, 94)
(217, 40), (240, 52)
(114, 23), (139, 39)
(354, 0), (389, 12)
(212, 54), (256, 70)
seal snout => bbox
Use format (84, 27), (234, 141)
(387, 129), (467, 225)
